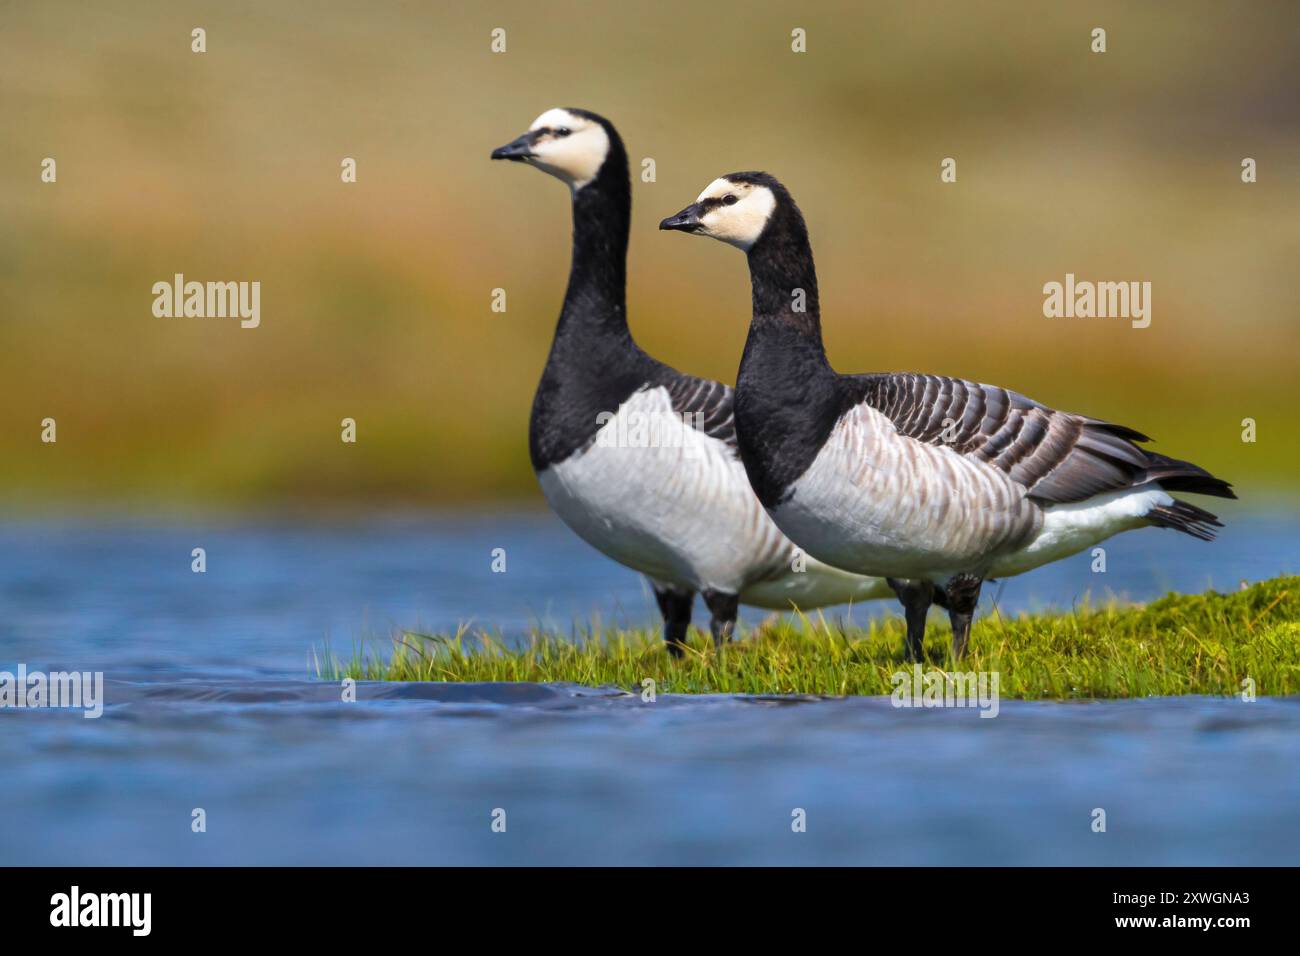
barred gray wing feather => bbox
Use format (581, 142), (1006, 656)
(849, 372), (1233, 504)
(661, 374), (738, 450)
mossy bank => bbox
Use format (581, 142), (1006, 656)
(321, 576), (1299, 699)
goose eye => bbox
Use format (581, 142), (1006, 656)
(555, 127), (572, 137)
(722, 194), (738, 205)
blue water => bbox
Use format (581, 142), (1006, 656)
(1, 507), (1297, 865)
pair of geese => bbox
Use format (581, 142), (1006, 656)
(491, 107), (1234, 660)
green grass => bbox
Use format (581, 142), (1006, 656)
(318, 576), (1300, 699)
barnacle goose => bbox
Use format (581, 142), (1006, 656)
(490, 112), (891, 655)
(661, 172), (1235, 659)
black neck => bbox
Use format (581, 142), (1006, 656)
(744, 198), (825, 351)
(554, 139), (632, 344)
(530, 127), (657, 471)
(733, 192), (841, 508)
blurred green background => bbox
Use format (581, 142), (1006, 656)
(2, 0), (1297, 512)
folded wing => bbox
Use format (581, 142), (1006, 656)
(849, 372), (1234, 505)
(661, 373), (738, 451)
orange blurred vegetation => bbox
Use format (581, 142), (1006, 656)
(1, 0), (1297, 511)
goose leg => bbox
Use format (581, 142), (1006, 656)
(887, 578), (934, 661)
(653, 584), (695, 658)
(702, 589), (740, 650)
(942, 573), (983, 660)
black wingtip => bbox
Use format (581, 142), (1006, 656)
(1147, 500), (1225, 541)
(1088, 419), (1153, 444)
(1141, 451), (1236, 500)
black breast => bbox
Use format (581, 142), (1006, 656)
(733, 324), (845, 509)
(531, 341), (747, 471)
(529, 337), (655, 471)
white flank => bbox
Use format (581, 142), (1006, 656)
(989, 485), (1171, 578)
(772, 403), (1038, 579)
(538, 387), (891, 607)
(773, 402), (1177, 586)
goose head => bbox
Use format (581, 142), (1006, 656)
(490, 107), (613, 191)
(658, 172), (782, 251)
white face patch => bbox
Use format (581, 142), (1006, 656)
(524, 108), (611, 190)
(695, 177), (777, 250)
